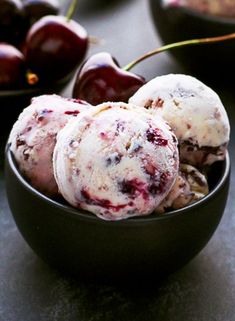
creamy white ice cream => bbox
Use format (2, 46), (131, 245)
(9, 94), (90, 197)
(53, 102), (179, 220)
(129, 74), (230, 166)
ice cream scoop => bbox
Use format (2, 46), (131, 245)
(9, 94), (90, 197)
(53, 102), (179, 221)
(129, 74), (230, 167)
(156, 163), (209, 214)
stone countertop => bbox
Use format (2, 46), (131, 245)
(1, 0), (235, 320)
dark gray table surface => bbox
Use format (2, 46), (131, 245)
(1, 1), (235, 320)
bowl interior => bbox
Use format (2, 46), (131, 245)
(6, 146), (230, 223)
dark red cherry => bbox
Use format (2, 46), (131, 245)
(0, 43), (26, 89)
(24, 15), (88, 82)
(22, 0), (60, 26)
(0, 0), (26, 45)
(72, 52), (146, 105)
(72, 33), (235, 105)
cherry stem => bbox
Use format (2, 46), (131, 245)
(66, 0), (77, 22)
(123, 32), (235, 71)
(26, 70), (39, 86)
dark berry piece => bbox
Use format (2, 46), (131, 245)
(119, 179), (149, 200)
(146, 128), (168, 146)
(106, 153), (122, 166)
(64, 110), (80, 116)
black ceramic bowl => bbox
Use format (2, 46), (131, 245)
(149, 0), (235, 82)
(5, 146), (230, 282)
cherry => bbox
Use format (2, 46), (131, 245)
(22, 0), (60, 26)
(72, 52), (146, 105)
(24, 0), (88, 83)
(24, 15), (88, 83)
(0, 0), (26, 45)
(0, 43), (26, 88)
(73, 32), (235, 104)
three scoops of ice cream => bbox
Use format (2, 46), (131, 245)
(9, 74), (230, 221)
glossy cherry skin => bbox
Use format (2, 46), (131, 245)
(24, 15), (88, 82)
(0, 43), (26, 89)
(0, 0), (26, 45)
(72, 52), (146, 105)
(22, 0), (60, 26)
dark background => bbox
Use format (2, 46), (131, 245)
(1, 0), (235, 320)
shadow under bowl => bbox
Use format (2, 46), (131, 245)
(5, 146), (230, 283)
(149, 0), (235, 84)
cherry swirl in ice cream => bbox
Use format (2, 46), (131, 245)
(9, 94), (90, 197)
(53, 102), (179, 220)
(129, 74), (230, 167)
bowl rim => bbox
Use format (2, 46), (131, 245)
(5, 145), (230, 225)
(155, 0), (235, 26)
(0, 74), (72, 98)
(0, 87), (47, 97)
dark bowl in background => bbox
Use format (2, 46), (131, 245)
(0, 77), (70, 135)
(75, 0), (129, 13)
(5, 146), (230, 283)
(149, 0), (235, 84)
